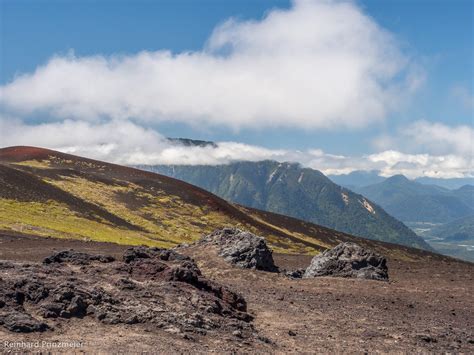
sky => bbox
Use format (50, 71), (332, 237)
(0, 0), (472, 178)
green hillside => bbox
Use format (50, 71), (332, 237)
(139, 161), (431, 250)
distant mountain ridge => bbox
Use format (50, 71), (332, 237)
(167, 137), (217, 148)
(137, 161), (431, 250)
(356, 175), (474, 224)
(329, 170), (474, 190)
(328, 170), (386, 190)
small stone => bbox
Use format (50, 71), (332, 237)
(285, 269), (305, 279)
(418, 334), (437, 343)
(232, 330), (243, 338)
(182, 333), (195, 341)
(125, 315), (139, 324)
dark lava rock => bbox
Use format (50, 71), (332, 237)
(0, 247), (254, 337)
(302, 242), (388, 281)
(43, 249), (115, 265)
(418, 334), (437, 343)
(284, 268), (306, 279)
(0, 312), (49, 333)
(123, 246), (189, 263)
(199, 228), (277, 272)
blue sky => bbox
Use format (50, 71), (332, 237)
(0, 0), (472, 178)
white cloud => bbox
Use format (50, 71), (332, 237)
(0, 0), (420, 130)
(0, 118), (170, 163)
(368, 150), (471, 179)
(374, 120), (474, 157)
(1, 118), (471, 179)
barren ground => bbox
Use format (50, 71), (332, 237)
(0, 232), (473, 353)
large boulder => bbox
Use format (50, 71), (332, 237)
(303, 242), (388, 281)
(200, 228), (277, 272)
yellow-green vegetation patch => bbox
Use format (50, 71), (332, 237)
(43, 175), (241, 244)
(12, 160), (52, 169)
(0, 198), (174, 248)
(39, 174), (320, 252)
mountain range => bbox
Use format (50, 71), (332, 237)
(355, 175), (474, 224)
(329, 170), (474, 190)
(138, 160), (430, 250)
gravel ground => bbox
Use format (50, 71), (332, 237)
(0, 232), (473, 353)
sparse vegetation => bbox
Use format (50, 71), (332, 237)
(0, 199), (174, 247)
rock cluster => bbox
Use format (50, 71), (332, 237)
(0, 247), (253, 336)
(302, 242), (388, 281)
(199, 228), (277, 272)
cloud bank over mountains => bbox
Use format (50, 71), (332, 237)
(0, 0), (470, 179)
(1, 118), (471, 179)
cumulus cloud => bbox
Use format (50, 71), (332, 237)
(367, 150), (471, 179)
(1, 118), (471, 179)
(0, 118), (170, 163)
(0, 0), (420, 130)
(374, 120), (474, 157)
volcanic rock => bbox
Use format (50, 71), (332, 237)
(199, 228), (277, 272)
(284, 269), (306, 279)
(43, 249), (115, 265)
(303, 242), (388, 281)
(0, 312), (49, 333)
(0, 247), (254, 336)
(122, 246), (189, 263)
